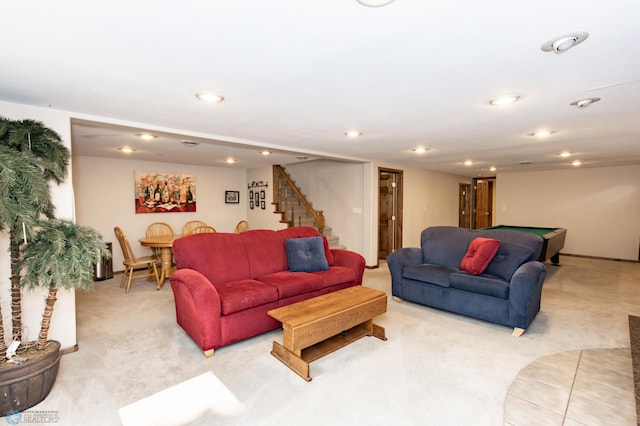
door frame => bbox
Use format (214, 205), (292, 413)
(377, 167), (403, 264)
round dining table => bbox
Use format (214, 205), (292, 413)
(138, 234), (182, 288)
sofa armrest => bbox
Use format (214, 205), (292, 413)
(508, 261), (547, 329)
(386, 247), (423, 298)
(170, 268), (223, 352)
(331, 249), (366, 284)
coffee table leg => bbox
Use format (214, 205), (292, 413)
(370, 323), (387, 341)
(271, 342), (311, 382)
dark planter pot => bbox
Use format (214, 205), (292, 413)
(0, 340), (61, 417)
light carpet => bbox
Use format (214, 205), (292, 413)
(14, 256), (640, 425)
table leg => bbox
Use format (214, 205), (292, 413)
(271, 342), (311, 382)
(158, 247), (173, 290)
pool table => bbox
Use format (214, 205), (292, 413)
(485, 225), (567, 265)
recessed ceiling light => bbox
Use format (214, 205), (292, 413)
(489, 166), (497, 172)
(463, 160), (475, 166)
(225, 158), (236, 164)
(489, 95), (520, 106)
(519, 161), (532, 165)
(118, 147), (135, 153)
(411, 147), (429, 154)
(541, 32), (589, 53)
(570, 98), (601, 109)
(137, 133), (156, 141)
(559, 151), (571, 158)
(260, 150), (271, 156)
(356, 0), (395, 7)
(345, 130), (362, 138)
(530, 130), (554, 138)
(572, 160), (582, 166)
(181, 140), (200, 147)
(196, 92), (225, 103)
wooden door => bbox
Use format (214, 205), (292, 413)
(474, 179), (493, 229)
(378, 169), (403, 260)
(378, 173), (393, 259)
(459, 184), (471, 228)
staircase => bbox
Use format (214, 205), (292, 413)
(272, 165), (344, 248)
(322, 226), (345, 250)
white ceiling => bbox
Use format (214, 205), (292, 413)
(2, 1), (639, 177)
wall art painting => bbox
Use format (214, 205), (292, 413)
(135, 171), (196, 214)
(225, 190), (240, 204)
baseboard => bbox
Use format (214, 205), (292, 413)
(61, 344), (79, 355)
(562, 253), (639, 263)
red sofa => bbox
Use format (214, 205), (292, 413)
(170, 226), (365, 357)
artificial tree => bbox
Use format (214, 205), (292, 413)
(21, 218), (110, 350)
(0, 117), (69, 348)
(0, 117), (109, 415)
(0, 145), (54, 354)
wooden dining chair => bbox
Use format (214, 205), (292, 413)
(145, 222), (175, 262)
(234, 220), (249, 234)
(188, 225), (216, 234)
(146, 222), (175, 238)
(114, 227), (160, 294)
(181, 220), (208, 236)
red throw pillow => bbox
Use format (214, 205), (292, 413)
(460, 238), (500, 275)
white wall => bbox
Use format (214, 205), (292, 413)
(247, 167), (285, 230)
(73, 156), (248, 270)
(0, 101), (77, 351)
(285, 161), (366, 256)
(496, 165), (640, 261)
(399, 166), (466, 247)
(286, 160), (466, 265)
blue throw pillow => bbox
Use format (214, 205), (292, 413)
(286, 236), (330, 272)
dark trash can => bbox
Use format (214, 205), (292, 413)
(95, 241), (113, 281)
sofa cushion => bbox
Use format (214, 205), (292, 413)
(449, 272), (510, 299)
(310, 266), (356, 288)
(402, 264), (457, 287)
(258, 271), (324, 298)
(321, 235), (335, 266)
(286, 236), (330, 272)
(278, 226), (334, 265)
(476, 228), (543, 262)
(214, 279), (279, 315)
(173, 233), (251, 284)
(239, 230), (289, 278)
(421, 226), (473, 269)
(485, 241), (534, 281)
(459, 238), (500, 275)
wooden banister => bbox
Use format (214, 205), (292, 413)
(273, 165), (325, 234)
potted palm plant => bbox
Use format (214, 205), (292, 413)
(0, 117), (69, 348)
(0, 118), (110, 416)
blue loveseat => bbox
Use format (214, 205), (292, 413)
(387, 226), (547, 336)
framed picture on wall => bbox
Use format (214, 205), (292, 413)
(134, 170), (196, 214)
(225, 190), (240, 204)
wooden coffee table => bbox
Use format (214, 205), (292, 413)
(267, 286), (387, 381)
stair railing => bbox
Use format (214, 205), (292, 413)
(273, 165), (325, 234)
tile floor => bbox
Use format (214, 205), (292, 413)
(504, 348), (637, 426)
